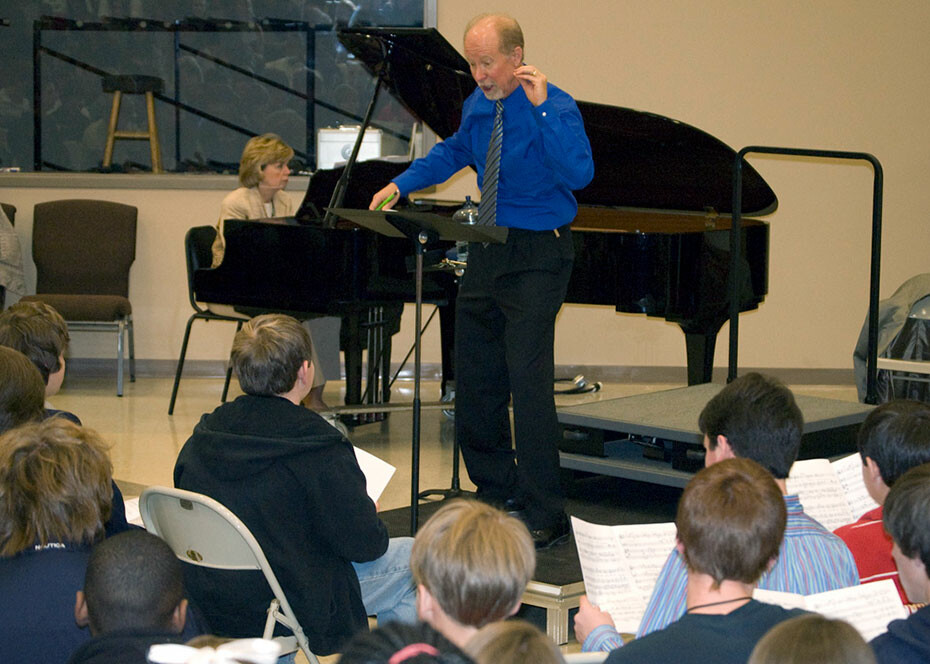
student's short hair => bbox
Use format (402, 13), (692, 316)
(699, 372), (803, 479)
(0, 346), (45, 434)
(464, 14), (524, 55)
(748, 614), (876, 664)
(883, 462), (930, 578)
(676, 457), (786, 587)
(464, 619), (564, 664)
(0, 418), (112, 556)
(857, 400), (930, 487)
(231, 314), (313, 396)
(337, 620), (474, 664)
(0, 300), (69, 384)
(410, 499), (535, 628)
(238, 133), (294, 188)
(84, 530), (185, 634)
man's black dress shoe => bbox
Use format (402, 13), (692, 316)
(502, 497), (527, 520)
(531, 514), (571, 550)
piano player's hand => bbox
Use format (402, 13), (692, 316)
(370, 183), (400, 211)
(514, 64), (548, 106)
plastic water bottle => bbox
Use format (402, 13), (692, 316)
(452, 195), (478, 263)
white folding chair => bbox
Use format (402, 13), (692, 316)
(139, 486), (320, 664)
(564, 652), (608, 663)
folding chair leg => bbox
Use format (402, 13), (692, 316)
(128, 315), (136, 382)
(117, 319), (125, 397)
(169, 314), (198, 415)
(221, 320), (244, 403)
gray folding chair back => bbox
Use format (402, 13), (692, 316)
(139, 486), (320, 664)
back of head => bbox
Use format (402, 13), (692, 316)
(231, 314), (313, 396)
(238, 133), (294, 188)
(0, 300), (69, 384)
(0, 346), (46, 434)
(410, 499), (535, 628)
(857, 400), (930, 486)
(883, 462), (930, 576)
(337, 621), (474, 664)
(0, 418), (112, 556)
(698, 372), (803, 478)
(748, 614), (876, 664)
(463, 620), (564, 664)
(84, 530), (184, 635)
(677, 457), (787, 587)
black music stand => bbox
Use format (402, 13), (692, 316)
(329, 207), (507, 534)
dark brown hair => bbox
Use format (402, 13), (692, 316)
(0, 346), (46, 434)
(699, 372), (802, 479)
(0, 300), (69, 384)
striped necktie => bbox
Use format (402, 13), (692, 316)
(476, 100), (504, 226)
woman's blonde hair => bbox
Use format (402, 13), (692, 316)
(0, 418), (113, 556)
(238, 133), (294, 188)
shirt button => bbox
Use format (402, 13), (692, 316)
(541, 111), (547, 117)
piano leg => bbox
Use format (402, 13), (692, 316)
(342, 310), (364, 405)
(680, 323), (721, 386)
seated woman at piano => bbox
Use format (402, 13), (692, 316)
(211, 133), (329, 410)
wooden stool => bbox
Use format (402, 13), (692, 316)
(102, 75), (164, 173)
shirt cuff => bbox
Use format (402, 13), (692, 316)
(582, 625), (624, 652)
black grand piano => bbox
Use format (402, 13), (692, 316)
(198, 26), (774, 404)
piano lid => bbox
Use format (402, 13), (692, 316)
(337, 27), (776, 217)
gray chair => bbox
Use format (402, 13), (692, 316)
(20, 199), (137, 395)
(139, 486), (320, 664)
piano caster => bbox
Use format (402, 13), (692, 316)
(339, 411), (388, 428)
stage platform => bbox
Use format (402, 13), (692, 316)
(557, 383), (874, 488)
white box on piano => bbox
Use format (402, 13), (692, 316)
(317, 126), (382, 170)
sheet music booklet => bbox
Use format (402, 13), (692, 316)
(754, 580), (907, 641)
(570, 517), (677, 634)
(785, 453), (880, 532)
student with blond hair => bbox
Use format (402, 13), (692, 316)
(410, 499), (536, 648)
(748, 615), (876, 664)
(464, 619), (564, 664)
(0, 418), (115, 663)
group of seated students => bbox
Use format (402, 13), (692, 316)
(2, 300), (930, 663)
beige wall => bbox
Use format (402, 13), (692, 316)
(2, 1), (928, 376)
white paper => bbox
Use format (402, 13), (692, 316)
(754, 579), (907, 641)
(124, 496), (143, 527)
(353, 446), (396, 502)
(786, 458), (855, 531)
(831, 453), (880, 521)
(786, 454), (881, 531)
(571, 516), (676, 634)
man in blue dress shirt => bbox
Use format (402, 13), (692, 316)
(370, 13), (594, 548)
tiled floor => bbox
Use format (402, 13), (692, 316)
(51, 372), (858, 513)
